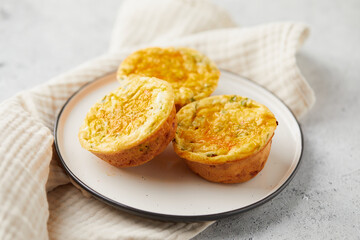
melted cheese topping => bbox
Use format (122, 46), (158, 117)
(117, 47), (220, 107)
(78, 76), (174, 153)
(174, 95), (277, 163)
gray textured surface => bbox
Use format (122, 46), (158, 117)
(1, 0), (359, 239)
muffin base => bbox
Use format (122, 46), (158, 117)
(185, 140), (272, 184)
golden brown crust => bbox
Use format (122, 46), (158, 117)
(117, 47), (220, 109)
(173, 95), (278, 163)
(91, 106), (177, 168)
(185, 139), (273, 184)
(79, 76), (175, 153)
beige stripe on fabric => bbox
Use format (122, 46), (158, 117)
(47, 185), (213, 240)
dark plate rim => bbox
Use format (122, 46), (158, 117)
(53, 70), (304, 222)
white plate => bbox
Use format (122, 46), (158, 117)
(54, 71), (303, 221)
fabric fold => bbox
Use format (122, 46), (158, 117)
(109, 0), (236, 52)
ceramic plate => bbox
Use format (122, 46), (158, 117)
(54, 71), (303, 221)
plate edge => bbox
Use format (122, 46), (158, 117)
(53, 70), (304, 222)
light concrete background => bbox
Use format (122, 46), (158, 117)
(1, 0), (359, 239)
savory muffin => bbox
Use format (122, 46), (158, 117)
(173, 95), (278, 183)
(78, 76), (176, 168)
(117, 47), (220, 110)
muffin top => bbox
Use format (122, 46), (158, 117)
(79, 76), (174, 153)
(173, 95), (277, 164)
(117, 47), (220, 108)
